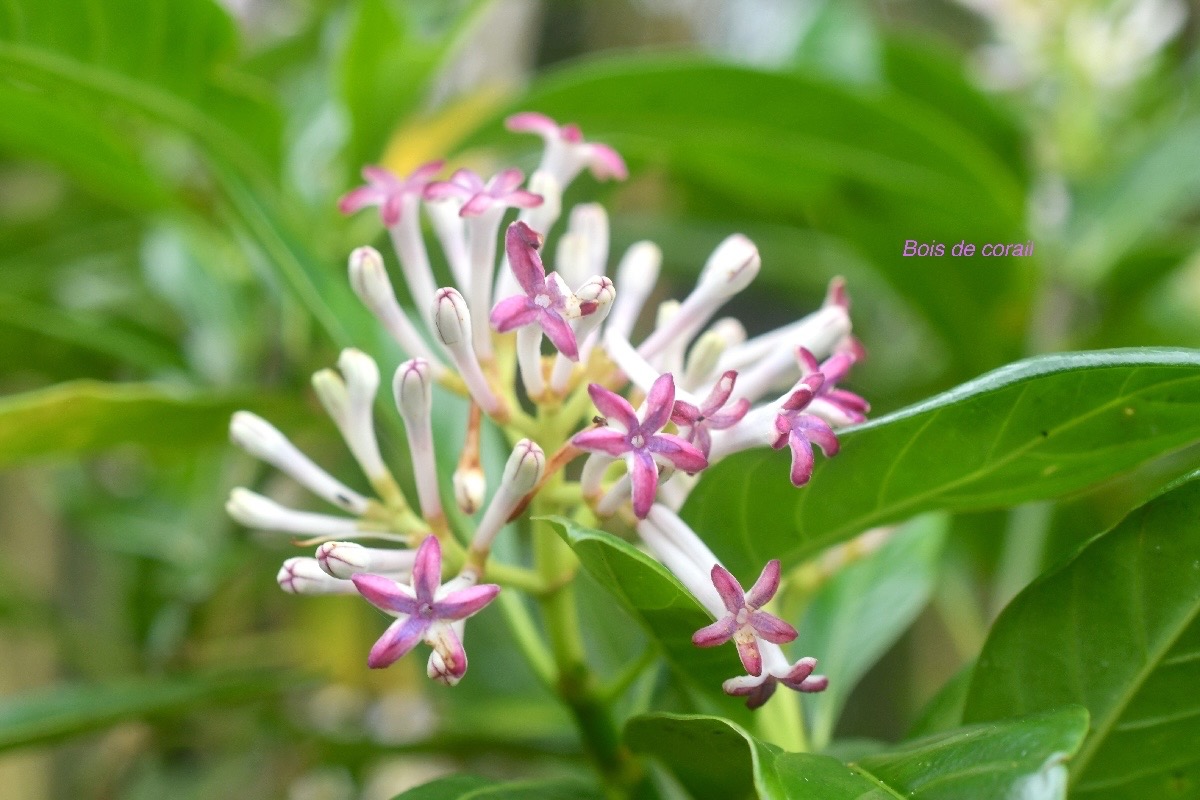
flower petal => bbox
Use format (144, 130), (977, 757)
(490, 167), (525, 194)
(629, 449), (659, 519)
(459, 193), (494, 217)
(647, 433), (708, 473)
(490, 295), (539, 332)
(433, 583), (500, 620)
(735, 635), (763, 677)
(671, 400), (701, 425)
(640, 373), (676, 433)
(587, 383), (639, 431)
(505, 189), (545, 208)
(505, 221), (547, 295)
(787, 432), (815, 487)
(367, 615), (427, 669)
(703, 371), (738, 415)
(572, 427), (631, 457)
(779, 656), (817, 687)
(425, 622), (468, 681)
(338, 185), (382, 215)
(706, 398), (751, 429)
(746, 559), (781, 609)
(351, 573), (418, 615)
(505, 111), (560, 138)
(539, 310), (580, 360)
(798, 416), (840, 457)
(749, 610), (798, 644)
(709, 564), (745, 614)
(411, 535), (442, 603)
(691, 615), (738, 647)
(586, 143), (628, 181)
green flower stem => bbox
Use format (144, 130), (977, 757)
(494, 590), (557, 692)
(757, 680), (809, 753)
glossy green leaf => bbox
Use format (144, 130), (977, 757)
(628, 707), (1088, 800)
(0, 381), (296, 468)
(798, 515), (947, 748)
(471, 56), (1030, 375)
(0, 672), (292, 752)
(964, 472), (1200, 798)
(547, 517), (747, 717)
(391, 774), (603, 800)
(683, 348), (1200, 578)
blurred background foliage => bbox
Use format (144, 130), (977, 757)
(1, 0), (1198, 797)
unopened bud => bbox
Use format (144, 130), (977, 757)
(278, 557), (357, 595)
(226, 488), (362, 536)
(316, 541), (417, 579)
(338, 348), (380, 411)
(312, 369), (349, 428)
(393, 359), (432, 421)
(454, 465), (486, 515)
(348, 247), (393, 312)
(432, 287), (470, 347)
(682, 330), (726, 390)
(607, 241), (662, 341)
(501, 439), (546, 496)
(698, 234), (760, 296)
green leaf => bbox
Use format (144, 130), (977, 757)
(0, 381), (295, 468)
(683, 348), (1200, 578)
(628, 707), (1089, 800)
(906, 661), (974, 739)
(390, 774), (603, 800)
(472, 56), (1030, 376)
(547, 517), (747, 717)
(0, 671), (292, 752)
(798, 515), (947, 748)
(963, 472), (1200, 797)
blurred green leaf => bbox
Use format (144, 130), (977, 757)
(906, 661), (974, 739)
(472, 56), (1030, 376)
(684, 348), (1200, 578)
(547, 516), (748, 718)
(391, 774), (603, 800)
(627, 707), (1088, 799)
(0, 381), (295, 468)
(964, 471), (1200, 797)
(798, 515), (946, 748)
(0, 671), (291, 752)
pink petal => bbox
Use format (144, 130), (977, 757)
(749, 610), (797, 644)
(647, 433), (708, 473)
(819, 353), (854, 386)
(338, 185), (382, 215)
(706, 398), (750, 429)
(362, 165), (401, 186)
(787, 433), (815, 487)
(559, 123), (583, 143)
(426, 623), (468, 680)
(827, 388), (870, 414)
(448, 168), (484, 192)
(411, 535), (442, 603)
(505, 222), (547, 295)
(824, 276), (849, 310)
(367, 615), (427, 669)
(799, 416), (840, 457)
(352, 573), (418, 615)
(709, 564), (745, 614)
(735, 636), (763, 677)
(381, 192), (404, 227)
(780, 657), (818, 687)
(629, 449), (659, 519)
(691, 615), (737, 647)
(504, 189), (545, 208)
(490, 295), (539, 332)
(505, 111), (560, 138)
(490, 168), (525, 194)
(671, 400), (701, 426)
(693, 425), (712, 458)
(544, 271), (571, 309)
(587, 383), (639, 431)
(586, 143), (628, 181)
(459, 193), (494, 217)
(742, 681), (777, 709)
(746, 560), (781, 609)
(539, 310), (579, 360)
(572, 428), (631, 457)
(434, 583), (500, 620)
(702, 371), (738, 415)
(408, 159), (446, 184)
(423, 180), (470, 201)
(641, 373), (676, 433)
(796, 674), (829, 692)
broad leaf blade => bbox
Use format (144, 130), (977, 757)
(683, 348), (1200, 578)
(391, 775), (603, 800)
(964, 472), (1200, 797)
(799, 515), (947, 748)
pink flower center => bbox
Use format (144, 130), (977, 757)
(736, 608), (750, 626)
(417, 602), (435, 619)
(630, 433), (646, 449)
(534, 293), (551, 308)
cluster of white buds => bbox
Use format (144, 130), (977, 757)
(227, 113), (869, 702)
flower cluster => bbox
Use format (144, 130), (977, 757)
(227, 114), (868, 705)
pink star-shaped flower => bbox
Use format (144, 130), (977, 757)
(691, 560), (797, 676)
(351, 536), (499, 679)
(572, 373), (708, 518)
(724, 656), (829, 710)
(423, 168), (542, 217)
(490, 221), (582, 359)
(670, 370), (750, 458)
(772, 374), (840, 487)
(338, 161), (444, 226)
(506, 112), (628, 182)
(796, 346), (870, 425)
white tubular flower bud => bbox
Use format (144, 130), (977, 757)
(549, 276), (615, 393)
(595, 472), (631, 518)
(555, 232), (589, 291)
(602, 328), (665, 398)
(424, 199), (471, 289)
(431, 288), (506, 418)
(335, 348), (389, 481)
(681, 330), (725, 392)
(464, 208), (506, 361)
(732, 307), (852, 402)
(472, 440), (545, 553)
(563, 203), (609, 286)
(387, 194), (439, 329)
(393, 359), (441, 521)
(636, 514), (724, 617)
(229, 412), (369, 514)
(707, 404), (779, 462)
(453, 464), (487, 515)
(710, 317), (748, 349)
(226, 488), (365, 537)
(580, 453), (614, 500)
(606, 241), (661, 342)
(316, 541), (417, 580)
(651, 300), (686, 375)
(516, 325), (546, 400)
(495, 171), (563, 304)
(638, 235), (760, 360)
(278, 557), (358, 595)
(348, 247), (445, 372)
(312, 368), (349, 429)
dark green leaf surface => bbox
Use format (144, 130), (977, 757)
(907, 661), (974, 739)
(964, 472), (1200, 798)
(0, 672), (290, 751)
(683, 348), (1200, 578)
(0, 381), (295, 468)
(548, 517), (747, 716)
(391, 774), (603, 800)
(798, 515), (947, 748)
(628, 707), (1088, 799)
